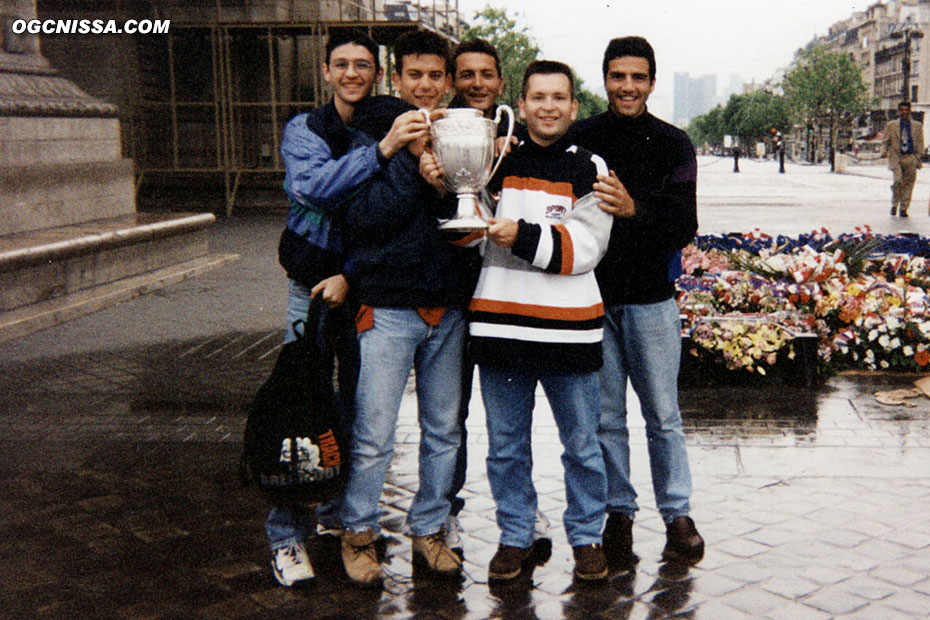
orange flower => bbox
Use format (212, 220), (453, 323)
(916, 349), (930, 367)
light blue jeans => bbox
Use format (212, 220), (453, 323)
(265, 279), (358, 550)
(598, 298), (692, 524)
(340, 307), (465, 537)
(479, 366), (607, 548)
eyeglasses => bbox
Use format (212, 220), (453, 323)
(329, 60), (375, 74)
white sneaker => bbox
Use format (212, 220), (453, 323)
(534, 509), (551, 539)
(271, 542), (314, 587)
(443, 514), (463, 548)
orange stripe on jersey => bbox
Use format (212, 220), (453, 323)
(470, 298), (603, 321)
(554, 224), (574, 275)
(502, 176), (576, 201)
(450, 229), (486, 246)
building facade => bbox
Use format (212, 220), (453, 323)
(33, 0), (461, 213)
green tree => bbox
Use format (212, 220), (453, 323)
(722, 91), (792, 149)
(688, 92), (790, 152)
(462, 5), (606, 119)
(574, 74), (608, 120)
(687, 104), (725, 147)
(783, 45), (869, 168)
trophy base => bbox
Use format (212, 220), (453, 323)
(438, 216), (488, 232)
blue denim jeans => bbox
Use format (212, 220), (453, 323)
(598, 298), (692, 524)
(340, 307), (465, 537)
(265, 279), (359, 550)
(479, 366), (607, 548)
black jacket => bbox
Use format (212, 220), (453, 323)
(571, 109), (698, 305)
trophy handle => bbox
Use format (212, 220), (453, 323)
(488, 104), (515, 181)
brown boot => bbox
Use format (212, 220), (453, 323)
(488, 544), (532, 580)
(412, 532), (462, 575)
(662, 516), (705, 563)
(341, 529), (382, 585)
(572, 543), (608, 580)
(602, 512), (638, 569)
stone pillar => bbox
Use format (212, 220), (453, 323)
(0, 0), (135, 236)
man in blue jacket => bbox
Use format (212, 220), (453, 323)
(268, 28), (429, 588)
(337, 29), (473, 586)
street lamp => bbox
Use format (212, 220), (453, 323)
(890, 26), (924, 102)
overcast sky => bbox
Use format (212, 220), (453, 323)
(455, 0), (869, 121)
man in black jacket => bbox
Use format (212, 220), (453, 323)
(572, 36), (704, 568)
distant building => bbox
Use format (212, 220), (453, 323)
(673, 72), (717, 127)
(807, 0), (930, 132)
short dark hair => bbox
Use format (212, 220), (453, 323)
(453, 38), (501, 77)
(521, 60), (575, 99)
(899, 101), (912, 110)
(393, 29), (452, 74)
(602, 36), (656, 81)
(325, 28), (380, 70)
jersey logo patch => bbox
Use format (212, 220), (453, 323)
(545, 204), (567, 220)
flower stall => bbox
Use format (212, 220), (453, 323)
(677, 227), (930, 384)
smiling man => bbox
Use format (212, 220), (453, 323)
(336, 29), (476, 587)
(270, 28), (429, 589)
(452, 60), (613, 582)
(572, 36), (703, 570)
(450, 38), (505, 117)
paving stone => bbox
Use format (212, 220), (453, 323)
(881, 590), (930, 616)
(764, 601), (832, 620)
(869, 563), (928, 587)
(759, 575), (821, 599)
(841, 574), (898, 601)
(802, 589), (869, 615)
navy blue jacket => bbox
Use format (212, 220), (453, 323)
(343, 116), (476, 308)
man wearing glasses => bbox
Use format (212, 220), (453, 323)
(270, 28), (428, 588)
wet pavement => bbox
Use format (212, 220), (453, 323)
(2, 161), (930, 619)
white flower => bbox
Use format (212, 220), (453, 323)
(886, 316), (900, 331)
(890, 337), (901, 350)
(878, 334), (890, 349)
(865, 349), (875, 363)
(904, 345), (915, 356)
(880, 359), (890, 369)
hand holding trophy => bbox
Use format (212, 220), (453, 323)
(420, 105), (515, 231)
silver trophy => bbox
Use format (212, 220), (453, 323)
(422, 105), (515, 231)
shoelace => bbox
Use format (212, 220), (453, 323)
(276, 545), (302, 569)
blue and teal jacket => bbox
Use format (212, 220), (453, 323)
(278, 99), (388, 287)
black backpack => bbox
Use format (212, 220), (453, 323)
(239, 296), (348, 506)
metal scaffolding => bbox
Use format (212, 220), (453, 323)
(37, 0), (461, 215)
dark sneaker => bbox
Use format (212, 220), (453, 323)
(271, 542), (314, 587)
(572, 544), (608, 581)
(488, 545), (532, 580)
(901, 208), (910, 217)
(662, 516), (705, 563)
(602, 512), (638, 568)
(891, 205), (898, 216)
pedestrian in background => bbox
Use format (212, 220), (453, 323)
(882, 100), (923, 217)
